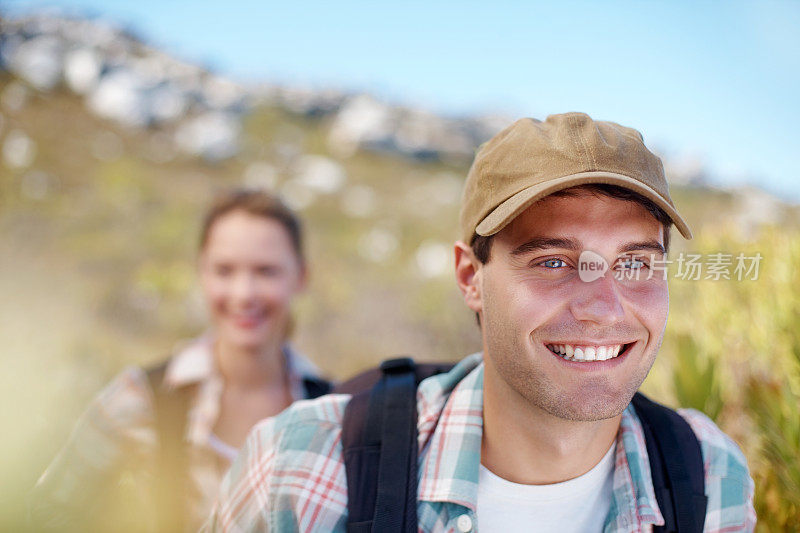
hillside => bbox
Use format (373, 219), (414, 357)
(2, 11), (799, 531)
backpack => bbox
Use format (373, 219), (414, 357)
(336, 358), (708, 533)
(145, 361), (332, 532)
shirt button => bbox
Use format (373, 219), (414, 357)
(456, 514), (473, 532)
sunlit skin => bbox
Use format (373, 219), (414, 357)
(455, 191), (669, 485)
(198, 210), (307, 447)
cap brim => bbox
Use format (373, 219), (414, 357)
(475, 171), (693, 240)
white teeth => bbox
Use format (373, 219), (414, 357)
(585, 347), (596, 361)
(547, 343), (627, 362)
(596, 346), (607, 361)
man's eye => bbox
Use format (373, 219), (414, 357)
(619, 258), (646, 270)
(540, 258), (567, 269)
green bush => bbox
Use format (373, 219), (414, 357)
(661, 226), (800, 531)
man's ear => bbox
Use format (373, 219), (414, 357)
(454, 241), (483, 313)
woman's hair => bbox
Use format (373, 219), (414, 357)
(199, 189), (305, 265)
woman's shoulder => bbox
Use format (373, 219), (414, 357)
(85, 365), (156, 431)
(284, 343), (324, 378)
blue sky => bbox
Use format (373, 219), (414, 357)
(6, 1), (800, 199)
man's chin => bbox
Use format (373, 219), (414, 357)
(538, 388), (634, 422)
(559, 404), (626, 422)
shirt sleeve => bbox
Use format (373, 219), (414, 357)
(29, 366), (158, 531)
(203, 416), (279, 532)
(678, 408), (756, 532)
(203, 395), (351, 533)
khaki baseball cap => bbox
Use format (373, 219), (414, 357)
(459, 112), (692, 243)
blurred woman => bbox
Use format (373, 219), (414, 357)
(31, 189), (330, 532)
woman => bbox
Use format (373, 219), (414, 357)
(31, 189), (329, 532)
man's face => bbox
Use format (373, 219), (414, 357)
(458, 191), (669, 421)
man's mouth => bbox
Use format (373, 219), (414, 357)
(545, 342), (634, 362)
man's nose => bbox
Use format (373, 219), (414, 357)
(569, 273), (625, 326)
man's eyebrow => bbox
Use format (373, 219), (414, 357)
(618, 240), (666, 255)
(511, 237), (581, 256)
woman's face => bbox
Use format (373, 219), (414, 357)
(199, 210), (306, 352)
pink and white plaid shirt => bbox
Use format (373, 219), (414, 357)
(206, 353), (755, 532)
(31, 335), (321, 532)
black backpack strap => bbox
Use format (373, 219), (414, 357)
(341, 358), (455, 533)
(341, 382), (375, 532)
(372, 359), (419, 533)
(632, 392), (708, 533)
(302, 376), (333, 398)
(145, 360), (196, 533)
(341, 373), (706, 533)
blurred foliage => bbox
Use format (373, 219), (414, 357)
(671, 333), (722, 421)
(747, 375), (800, 530)
(657, 226), (800, 531)
(1, 80), (799, 530)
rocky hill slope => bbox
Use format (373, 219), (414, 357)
(1, 12), (798, 530)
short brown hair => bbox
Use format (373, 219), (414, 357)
(470, 184), (673, 264)
(199, 189), (304, 265)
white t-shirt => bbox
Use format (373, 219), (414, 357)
(477, 442), (616, 533)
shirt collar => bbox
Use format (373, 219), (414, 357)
(605, 402), (665, 531)
(283, 343), (323, 400)
(416, 353), (484, 510)
(415, 353), (665, 530)
(164, 334), (217, 388)
(163, 333), (321, 446)
(163, 334), (320, 390)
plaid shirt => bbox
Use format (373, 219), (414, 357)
(30, 334), (321, 532)
(206, 353), (755, 533)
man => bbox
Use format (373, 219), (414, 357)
(206, 113), (755, 532)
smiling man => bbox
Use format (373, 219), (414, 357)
(206, 113), (755, 532)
